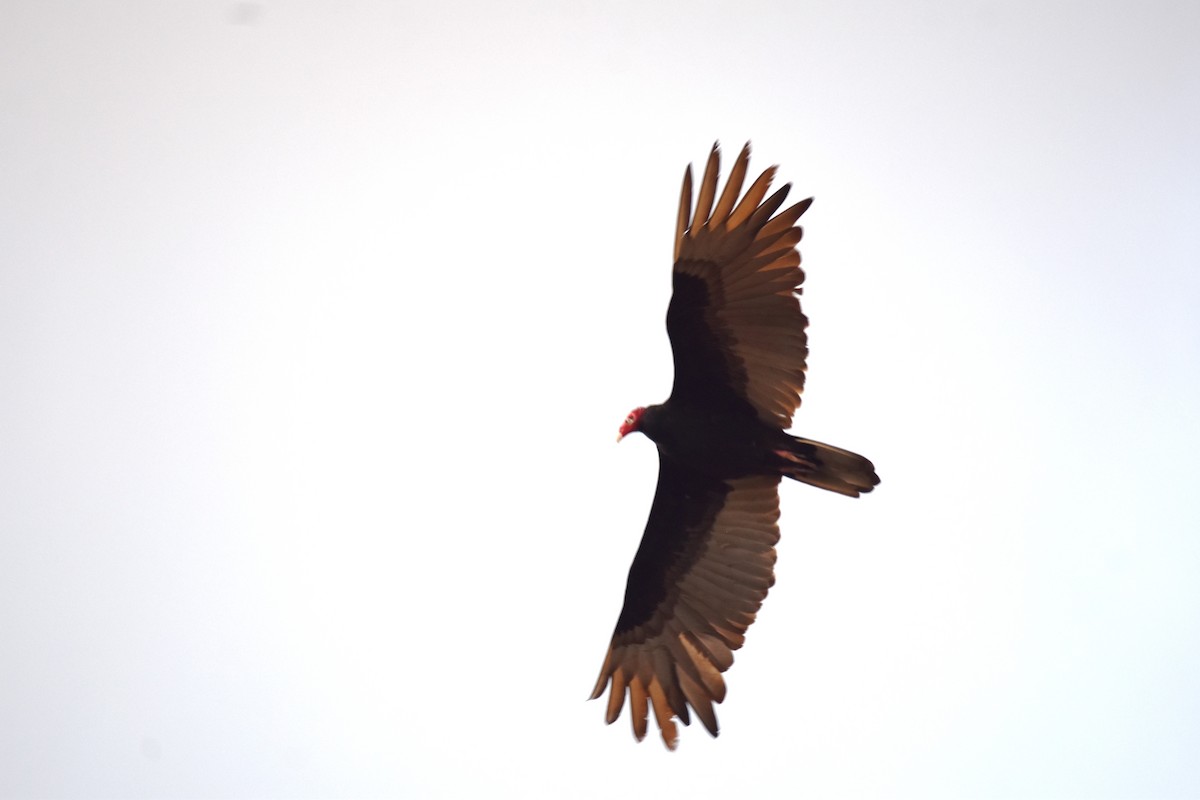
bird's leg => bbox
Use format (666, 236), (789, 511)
(773, 448), (815, 477)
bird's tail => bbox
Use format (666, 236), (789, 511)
(773, 436), (879, 497)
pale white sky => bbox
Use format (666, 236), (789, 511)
(2, 1), (1198, 797)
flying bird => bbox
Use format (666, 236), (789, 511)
(591, 142), (879, 749)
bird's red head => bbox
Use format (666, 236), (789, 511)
(617, 407), (647, 442)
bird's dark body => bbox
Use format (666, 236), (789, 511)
(637, 402), (786, 480)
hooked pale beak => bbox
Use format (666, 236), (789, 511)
(617, 408), (643, 442)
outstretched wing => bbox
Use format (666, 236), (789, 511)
(668, 142), (812, 429)
(590, 459), (781, 749)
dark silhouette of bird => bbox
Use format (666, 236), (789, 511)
(591, 142), (879, 749)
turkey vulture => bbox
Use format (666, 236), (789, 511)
(591, 143), (878, 749)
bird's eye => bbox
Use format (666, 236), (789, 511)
(626, 414), (635, 424)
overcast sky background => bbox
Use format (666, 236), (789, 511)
(2, 1), (1199, 797)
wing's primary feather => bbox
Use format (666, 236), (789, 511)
(670, 142), (812, 428)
